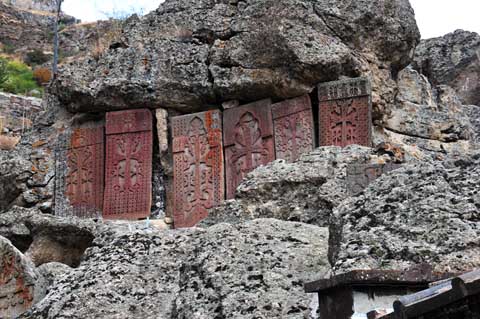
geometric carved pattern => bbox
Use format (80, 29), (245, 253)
(223, 99), (275, 199)
(172, 110), (224, 228)
(318, 78), (372, 147)
(55, 125), (104, 219)
(272, 95), (314, 162)
(346, 162), (401, 195)
(104, 109), (153, 220)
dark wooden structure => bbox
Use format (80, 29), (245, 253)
(375, 269), (480, 319)
(305, 268), (453, 319)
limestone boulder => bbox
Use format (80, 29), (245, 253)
(375, 66), (478, 159)
(22, 219), (329, 319)
(330, 152), (480, 274)
(51, 0), (419, 114)
(0, 236), (45, 319)
(203, 145), (403, 227)
(0, 207), (96, 267)
(413, 30), (480, 106)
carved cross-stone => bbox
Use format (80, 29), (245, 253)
(55, 124), (104, 218)
(318, 78), (372, 147)
(104, 109), (153, 220)
(172, 110), (224, 227)
(272, 95), (314, 162)
(223, 99), (274, 199)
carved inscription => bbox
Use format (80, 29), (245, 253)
(346, 162), (401, 194)
(272, 95), (314, 162)
(104, 109), (152, 220)
(224, 99), (275, 199)
(0, 239), (35, 319)
(318, 78), (372, 147)
(172, 110), (224, 227)
(55, 125), (104, 218)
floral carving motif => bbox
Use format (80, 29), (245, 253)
(330, 99), (358, 147)
(172, 111), (224, 228)
(230, 112), (268, 189)
(66, 146), (94, 204)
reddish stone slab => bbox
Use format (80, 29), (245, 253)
(172, 110), (224, 228)
(272, 95), (314, 162)
(104, 109), (153, 220)
(55, 125), (104, 219)
(223, 99), (275, 199)
(318, 78), (372, 147)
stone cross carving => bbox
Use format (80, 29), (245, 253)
(223, 99), (275, 199)
(172, 110), (224, 227)
(272, 95), (314, 162)
(55, 124), (104, 218)
(318, 78), (372, 147)
(104, 109), (153, 220)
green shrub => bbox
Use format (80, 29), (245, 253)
(0, 58), (7, 86)
(0, 59), (41, 95)
(24, 49), (50, 66)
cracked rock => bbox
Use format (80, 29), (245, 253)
(21, 219), (329, 319)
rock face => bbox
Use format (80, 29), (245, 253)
(0, 2), (55, 53)
(1, 0), (57, 12)
(203, 146), (403, 227)
(330, 152), (480, 274)
(0, 236), (45, 319)
(0, 207), (96, 267)
(51, 0), (419, 113)
(413, 30), (480, 106)
(0, 101), (63, 214)
(375, 66), (475, 158)
(23, 219), (329, 319)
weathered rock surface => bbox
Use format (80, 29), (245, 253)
(52, 0), (419, 113)
(330, 152), (480, 274)
(1, 0), (57, 13)
(0, 207), (96, 267)
(203, 146), (403, 227)
(22, 219), (329, 319)
(0, 236), (45, 319)
(413, 30), (480, 106)
(0, 101), (65, 213)
(374, 65), (476, 158)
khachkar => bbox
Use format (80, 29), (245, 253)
(318, 78), (372, 147)
(104, 109), (153, 220)
(172, 110), (224, 228)
(0, 237), (39, 319)
(271, 95), (314, 162)
(54, 124), (104, 218)
(223, 99), (275, 199)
